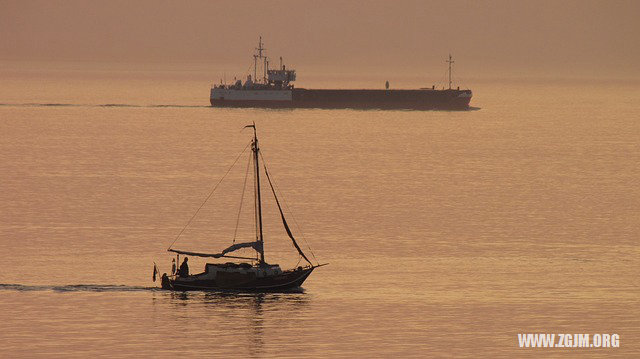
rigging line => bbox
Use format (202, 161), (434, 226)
(438, 68), (448, 89)
(259, 151), (319, 265)
(262, 161), (312, 266)
(232, 152), (253, 244)
(167, 141), (251, 250)
(259, 151), (318, 263)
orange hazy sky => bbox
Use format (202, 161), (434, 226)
(1, 0), (639, 79)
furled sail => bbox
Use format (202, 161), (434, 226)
(263, 166), (313, 265)
(169, 241), (262, 259)
(219, 241), (263, 256)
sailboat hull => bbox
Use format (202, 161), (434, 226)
(161, 266), (315, 292)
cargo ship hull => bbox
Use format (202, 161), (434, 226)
(210, 88), (472, 110)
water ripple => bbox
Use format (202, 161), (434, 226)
(0, 283), (159, 292)
(0, 103), (210, 108)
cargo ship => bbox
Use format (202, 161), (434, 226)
(210, 38), (472, 110)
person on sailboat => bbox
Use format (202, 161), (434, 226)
(178, 257), (189, 277)
(171, 258), (176, 275)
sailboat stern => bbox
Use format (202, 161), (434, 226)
(160, 273), (173, 290)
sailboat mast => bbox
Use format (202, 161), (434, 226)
(252, 126), (265, 263)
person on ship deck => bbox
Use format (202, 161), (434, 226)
(178, 257), (189, 277)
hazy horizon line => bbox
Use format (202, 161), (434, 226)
(2, 59), (639, 85)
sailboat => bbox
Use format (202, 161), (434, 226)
(159, 124), (324, 291)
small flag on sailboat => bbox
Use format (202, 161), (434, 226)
(152, 263), (159, 282)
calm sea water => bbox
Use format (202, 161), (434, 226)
(0, 65), (639, 357)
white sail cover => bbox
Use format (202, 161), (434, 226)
(169, 241), (263, 258)
(218, 241), (263, 257)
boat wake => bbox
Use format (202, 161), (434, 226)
(0, 283), (159, 292)
(0, 103), (210, 109)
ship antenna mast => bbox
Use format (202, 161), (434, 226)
(254, 36), (266, 84)
(446, 54), (454, 90)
